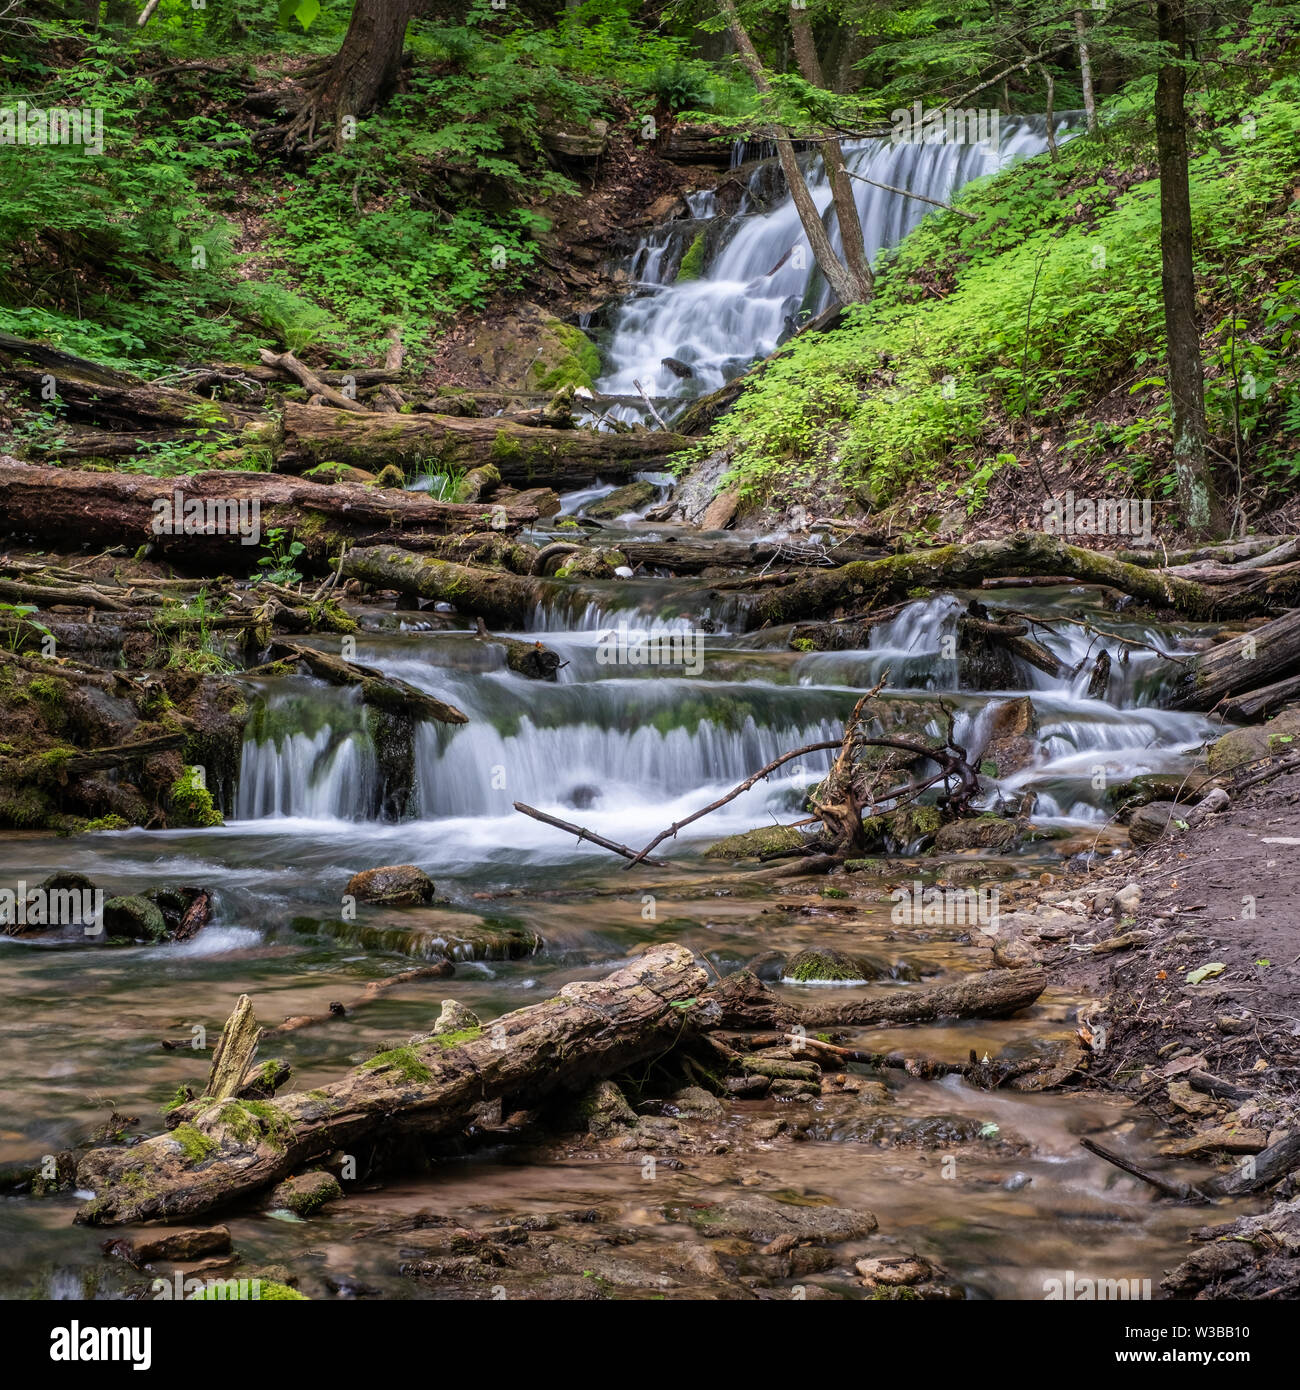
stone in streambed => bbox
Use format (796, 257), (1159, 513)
(784, 948), (876, 983)
(666, 1192), (876, 1246)
(102, 894), (168, 942)
(933, 816), (1024, 853)
(583, 482), (656, 519)
(1125, 800), (1182, 846)
(270, 1170), (343, 1217)
(344, 864), (435, 906)
(105, 1225), (232, 1266)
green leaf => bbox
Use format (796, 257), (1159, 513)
(1185, 962), (1227, 985)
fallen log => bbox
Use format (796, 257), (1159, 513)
(616, 537), (883, 574)
(341, 545), (554, 627)
(278, 402), (688, 487)
(1, 363), (259, 432)
(270, 962), (455, 1034)
(0, 461), (537, 564)
(74, 943), (707, 1225)
(1167, 607), (1300, 710)
(267, 641), (468, 723)
(1220, 671), (1300, 721)
(707, 967), (1048, 1030)
(746, 532), (1298, 627)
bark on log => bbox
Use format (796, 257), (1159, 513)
(746, 532), (1298, 627)
(1, 364), (258, 431)
(707, 967), (1048, 1030)
(1167, 607), (1300, 710)
(204, 996), (262, 1103)
(617, 537), (882, 574)
(74, 944), (707, 1225)
(0, 461), (536, 562)
(268, 641), (469, 723)
(341, 544), (553, 627)
(277, 402), (687, 486)
(1220, 671), (1300, 721)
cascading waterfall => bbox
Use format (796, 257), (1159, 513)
(595, 115), (1077, 421)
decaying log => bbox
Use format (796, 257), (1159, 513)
(268, 641), (468, 724)
(257, 349), (369, 413)
(277, 402), (688, 486)
(1220, 672), (1300, 721)
(0, 461), (537, 563)
(1167, 607), (1300, 710)
(270, 962), (455, 1034)
(616, 536), (882, 574)
(74, 944), (707, 1225)
(203, 996), (263, 1103)
(341, 545), (554, 627)
(473, 618), (562, 680)
(747, 532), (1300, 627)
(707, 967), (1048, 1030)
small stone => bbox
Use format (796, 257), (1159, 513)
(1216, 1015), (1252, 1035)
(106, 1226), (232, 1265)
(856, 1255), (934, 1286)
(1113, 883), (1142, 915)
(432, 999), (480, 1036)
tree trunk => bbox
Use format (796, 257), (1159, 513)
(747, 531), (1296, 626)
(0, 460), (537, 566)
(1155, 1), (1225, 537)
(1074, 10), (1098, 135)
(708, 967), (1048, 1030)
(788, 6), (874, 297)
(311, 0), (425, 129)
(720, 0), (872, 305)
(279, 402), (686, 484)
(74, 944), (707, 1225)
(341, 544), (553, 627)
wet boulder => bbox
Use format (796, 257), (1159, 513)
(666, 1192), (877, 1246)
(784, 948), (876, 983)
(344, 864), (435, 906)
(270, 1170), (343, 1217)
(979, 696), (1039, 778)
(933, 816), (1024, 854)
(583, 482), (656, 519)
(102, 894), (168, 942)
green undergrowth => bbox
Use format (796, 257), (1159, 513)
(712, 79), (1300, 522)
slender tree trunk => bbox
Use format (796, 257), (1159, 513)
(720, 0), (872, 305)
(1155, 1), (1225, 536)
(1038, 63), (1058, 159)
(1074, 10), (1098, 134)
(788, 6), (874, 298)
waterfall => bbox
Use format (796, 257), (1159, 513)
(595, 115), (1077, 422)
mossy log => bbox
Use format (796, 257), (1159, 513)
(1, 363), (260, 431)
(1167, 606), (1300, 710)
(0, 461), (537, 563)
(74, 944), (707, 1225)
(277, 402), (688, 487)
(617, 536), (882, 574)
(707, 966), (1048, 1030)
(746, 531), (1299, 627)
(341, 544), (554, 627)
(268, 641), (468, 723)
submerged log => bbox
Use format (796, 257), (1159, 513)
(0, 461), (537, 562)
(74, 944), (707, 1225)
(278, 402), (688, 486)
(707, 967), (1048, 1030)
(747, 532), (1299, 627)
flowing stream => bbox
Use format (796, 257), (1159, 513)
(0, 125), (1245, 1300)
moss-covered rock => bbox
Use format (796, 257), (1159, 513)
(704, 824), (808, 860)
(785, 948), (876, 983)
(343, 864), (435, 906)
(167, 764), (223, 828)
(102, 894), (168, 942)
(1208, 708), (1300, 775)
(583, 482), (657, 519)
(860, 804), (944, 852)
(932, 816), (1023, 854)
(270, 1170), (342, 1217)
(370, 463), (406, 490)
